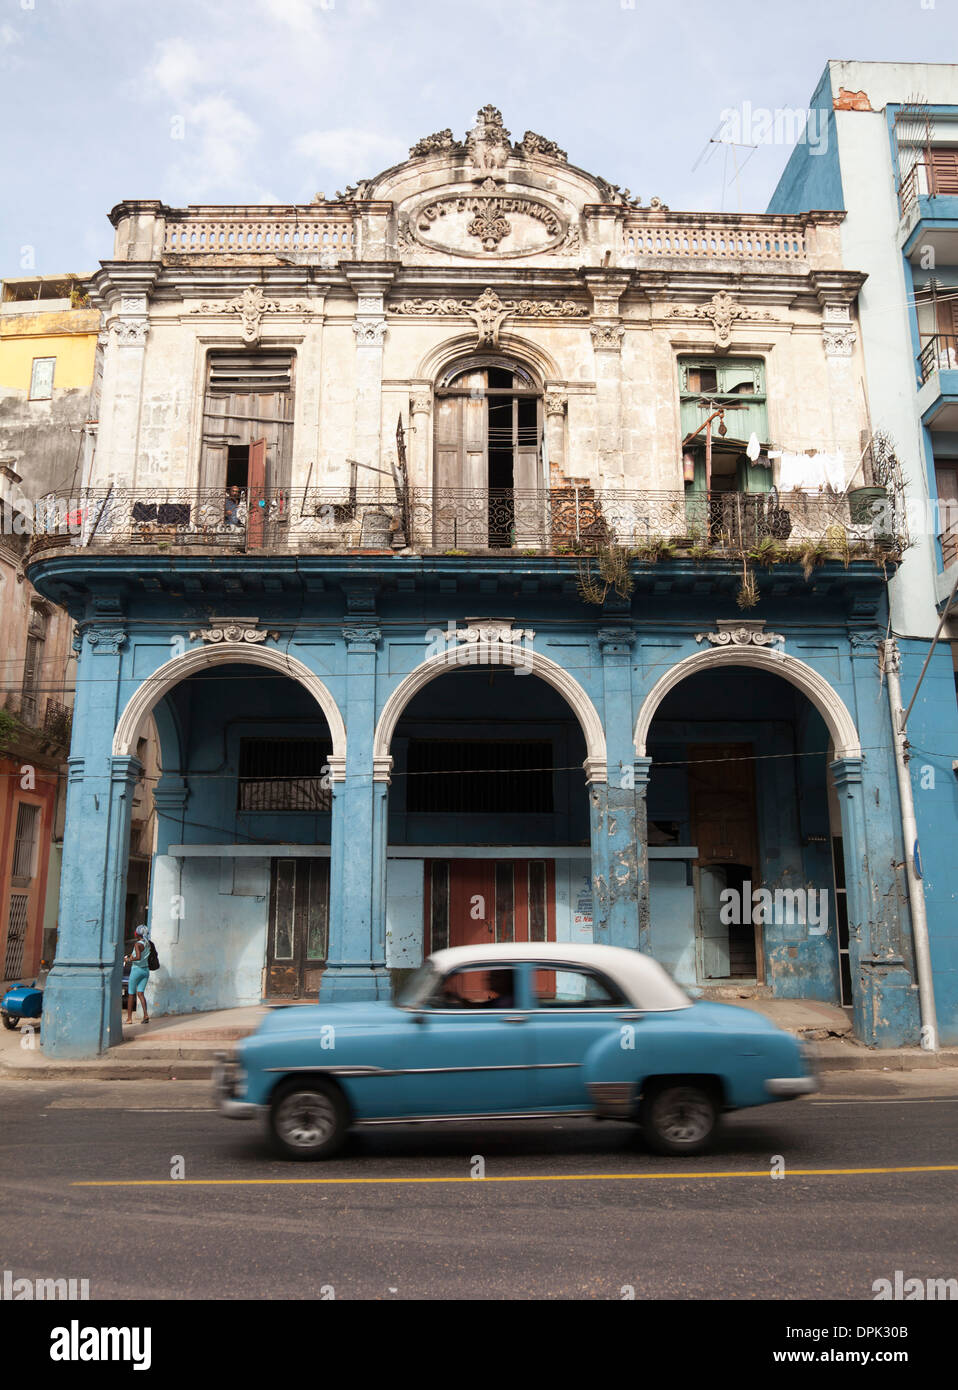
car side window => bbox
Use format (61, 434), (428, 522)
(427, 966), (518, 1011)
(532, 967), (625, 1009)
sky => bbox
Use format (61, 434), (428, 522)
(1, 0), (957, 276)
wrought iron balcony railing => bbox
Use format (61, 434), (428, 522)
(26, 485), (899, 559)
(918, 333), (958, 384)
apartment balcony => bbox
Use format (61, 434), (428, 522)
(899, 160), (958, 264)
(917, 333), (958, 430)
(26, 485), (899, 563)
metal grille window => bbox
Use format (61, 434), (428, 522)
(4, 895), (29, 979)
(237, 738), (331, 812)
(11, 803), (39, 881)
(406, 739), (554, 814)
(495, 861), (515, 942)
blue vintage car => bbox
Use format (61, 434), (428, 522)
(214, 943), (818, 1159)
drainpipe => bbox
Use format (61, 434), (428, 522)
(883, 637), (939, 1051)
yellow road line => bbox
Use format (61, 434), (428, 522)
(73, 1164), (958, 1188)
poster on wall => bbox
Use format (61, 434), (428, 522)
(572, 874), (593, 942)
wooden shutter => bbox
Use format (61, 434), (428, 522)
(246, 438), (267, 548)
(930, 147), (958, 196)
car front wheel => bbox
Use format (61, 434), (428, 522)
(640, 1083), (719, 1156)
(269, 1080), (348, 1160)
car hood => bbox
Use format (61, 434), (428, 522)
(251, 999), (396, 1035)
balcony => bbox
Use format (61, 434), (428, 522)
(26, 485), (900, 561)
(917, 334), (958, 432)
(898, 159), (958, 263)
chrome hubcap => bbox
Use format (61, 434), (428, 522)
(656, 1090), (713, 1144)
(276, 1091), (336, 1148)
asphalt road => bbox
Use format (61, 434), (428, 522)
(1, 1070), (956, 1300)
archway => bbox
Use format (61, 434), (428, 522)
(375, 643), (606, 984)
(639, 654), (858, 1006)
(113, 641), (346, 761)
(114, 644), (347, 1016)
(634, 645), (860, 759)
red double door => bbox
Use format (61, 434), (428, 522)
(425, 859), (556, 952)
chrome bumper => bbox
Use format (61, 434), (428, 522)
(765, 1075), (818, 1098)
(213, 1051), (260, 1120)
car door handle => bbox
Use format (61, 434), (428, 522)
(504, 1014), (529, 1024)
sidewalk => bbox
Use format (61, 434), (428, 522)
(1, 997), (956, 1080)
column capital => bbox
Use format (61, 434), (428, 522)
(597, 626), (635, 652)
(830, 755), (864, 789)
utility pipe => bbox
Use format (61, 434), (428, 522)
(883, 638), (939, 1051)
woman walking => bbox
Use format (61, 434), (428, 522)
(124, 925), (151, 1025)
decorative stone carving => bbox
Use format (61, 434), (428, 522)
(544, 391), (567, 417)
(590, 323), (625, 351)
(353, 319), (387, 346)
(849, 629), (883, 649)
(189, 623), (278, 644)
(446, 622), (535, 646)
(822, 304), (857, 358)
(666, 290), (775, 347)
(87, 629), (128, 654)
(519, 130), (567, 161)
(467, 105), (511, 174)
(190, 285), (312, 345)
(695, 622), (784, 647)
(113, 319), (148, 346)
(410, 128), (457, 158)
(408, 190), (566, 257)
(120, 294), (147, 315)
(410, 393), (432, 414)
(342, 625), (382, 647)
(393, 286), (587, 347)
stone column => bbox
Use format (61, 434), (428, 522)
(343, 266), (397, 487)
(584, 271), (630, 491)
(92, 269), (157, 487)
(321, 623), (391, 1001)
(588, 627), (647, 950)
(543, 388), (567, 486)
(409, 390), (432, 496)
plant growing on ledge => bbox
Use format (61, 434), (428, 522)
(577, 543), (635, 606)
(0, 709), (19, 755)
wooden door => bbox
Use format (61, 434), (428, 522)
(936, 463), (958, 567)
(425, 859), (556, 953)
(266, 857), (329, 997)
(246, 438), (267, 548)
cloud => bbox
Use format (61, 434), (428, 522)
(294, 128), (406, 178)
(147, 36), (205, 101)
(258, 0), (337, 34)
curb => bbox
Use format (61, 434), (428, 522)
(2, 1052), (957, 1082)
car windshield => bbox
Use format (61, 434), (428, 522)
(395, 961), (440, 1008)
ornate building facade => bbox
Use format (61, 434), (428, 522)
(27, 106), (935, 1056)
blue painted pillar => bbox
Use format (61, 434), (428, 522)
(42, 754), (141, 1057)
(589, 626), (646, 950)
(321, 625), (390, 1001)
(845, 631), (920, 1046)
(43, 615), (137, 1057)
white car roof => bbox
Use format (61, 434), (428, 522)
(427, 942), (690, 1011)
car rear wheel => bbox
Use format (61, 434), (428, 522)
(269, 1080), (348, 1161)
(640, 1082), (718, 1156)
(2, 1012), (18, 1031)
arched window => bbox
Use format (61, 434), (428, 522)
(434, 357), (543, 548)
